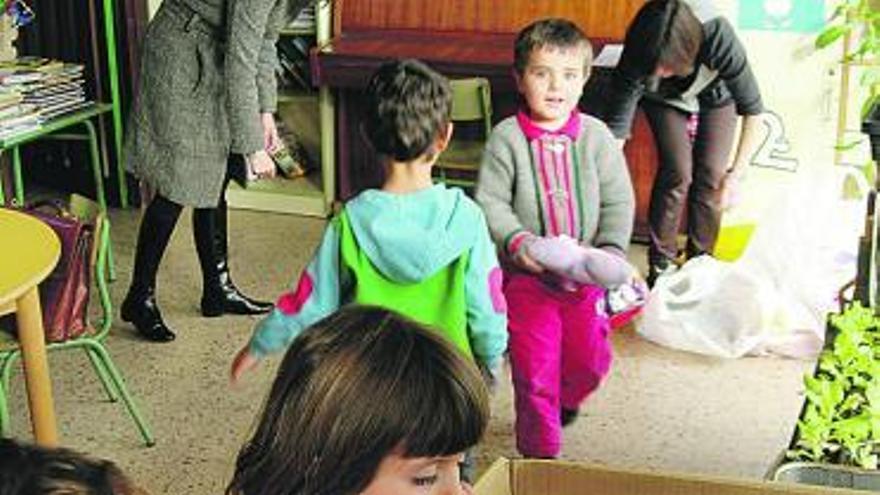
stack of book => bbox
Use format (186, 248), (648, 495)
(0, 57), (91, 139)
(286, 5), (315, 33)
(277, 36), (313, 91)
(0, 91), (38, 139)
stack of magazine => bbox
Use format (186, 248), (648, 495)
(0, 56), (91, 140)
(286, 5), (315, 33)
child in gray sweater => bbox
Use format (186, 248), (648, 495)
(475, 18), (635, 459)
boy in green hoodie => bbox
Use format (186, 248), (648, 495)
(231, 59), (508, 384)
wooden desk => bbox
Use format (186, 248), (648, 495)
(313, 34), (658, 238)
(0, 208), (60, 446)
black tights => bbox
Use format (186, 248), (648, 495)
(128, 164), (234, 299)
(128, 194), (183, 298)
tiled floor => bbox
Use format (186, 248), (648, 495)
(1, 206), (813, 494)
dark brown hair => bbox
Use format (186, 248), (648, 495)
(362, 59), (452, 162)
(227, 306), (490, 495)
(620, 0), (703, 78)
(0, 439), (140, 495)
(513, 18), (593, 76)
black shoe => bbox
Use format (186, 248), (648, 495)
(193, 203), (274, 317)
(201, 274), (274, 317)
(121, 290), (176, 342)
(646, 258), (677, 288)
(561, 407), (579, 427)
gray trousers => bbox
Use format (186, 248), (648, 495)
(642, 101), (737, 264)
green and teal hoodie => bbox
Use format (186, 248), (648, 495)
(247, 184), (508, 369)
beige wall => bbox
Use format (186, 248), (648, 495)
(707, 1), (851, 225)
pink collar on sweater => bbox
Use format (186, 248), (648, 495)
(516, 109), (581, 141)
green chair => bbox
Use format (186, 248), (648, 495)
(435, 77), (493, 192)
(0, 194), (154, 446)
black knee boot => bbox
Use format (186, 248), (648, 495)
(121, 195), (182, 342)
(193, 201), (273, 317)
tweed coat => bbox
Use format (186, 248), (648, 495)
(125, 0), (288, 207)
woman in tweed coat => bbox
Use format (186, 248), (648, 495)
(122, 0), (309, 342)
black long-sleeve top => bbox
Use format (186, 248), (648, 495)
(603, 0), (764, 139)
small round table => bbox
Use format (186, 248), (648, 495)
(0, 208), (61, 446)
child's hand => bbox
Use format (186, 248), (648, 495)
(479, 357), (504, 395)
(231, 346), (261, 384)
(513, 249), (544, 274)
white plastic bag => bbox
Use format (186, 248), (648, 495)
(637, 256), (769, 358)
(636, 168), (861, 359)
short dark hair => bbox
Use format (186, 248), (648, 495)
(0, 439), (139, 495)
(362, 59), (452, 162)
(514, 18), (593, 76)
(227, 306), (490, 495)
(620, 0), (703, 78)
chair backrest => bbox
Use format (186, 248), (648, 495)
(449, 77), (492, 137)
(68, 194), (102, 267)
(67, 194), (111, 338)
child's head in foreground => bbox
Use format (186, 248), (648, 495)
(362, 59), (453, 164)
(0, 438), (141, 495)
(513, 18), (593, 129)
(227, 305), (490, 495)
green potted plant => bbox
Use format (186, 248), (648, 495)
(816, 0), (880, 120)
(771, 303), (880, 490)
(771, 6), (880, 483)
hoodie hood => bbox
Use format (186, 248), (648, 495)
(345, 184), (481, 284)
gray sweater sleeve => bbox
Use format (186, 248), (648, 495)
(225, 0), (279, 154)
(475, 128), (534, 253)
(590, 123), (635, 255)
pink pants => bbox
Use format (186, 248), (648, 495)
(505, 271), (612, 458)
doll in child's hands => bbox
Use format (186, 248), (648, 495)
(526, 234), (634, 288)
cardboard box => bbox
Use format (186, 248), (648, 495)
(474, 458), (865, 495)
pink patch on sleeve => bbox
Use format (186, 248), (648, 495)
(488, 267), (507, 313)
(276, 272), (314, 315)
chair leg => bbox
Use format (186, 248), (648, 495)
(0, 382), (8, 437)
(1, 351), (17, 399)
(83, 341), (155, 447)
(84, 348), (119, 402)
(0, 357), (9, 437)
(82, 119), (116, 282)
(0, 351), (18, 436)
(12, 146), (23, 206)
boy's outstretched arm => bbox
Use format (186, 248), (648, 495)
(464, 214), (509, 386)
(230, 217), (345, 382)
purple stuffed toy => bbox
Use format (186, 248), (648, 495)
(526, 235), (634, 288)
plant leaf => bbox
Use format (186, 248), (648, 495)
(816, 25), (851, 49)
(835, 139), (864, 151)
(861, 93), (880, 119)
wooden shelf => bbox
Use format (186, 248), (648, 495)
(278, 88), (317, 104)
(226, 174), (328, 217)
(226, 1), (335, 218)
(280, 27), (316, 36)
